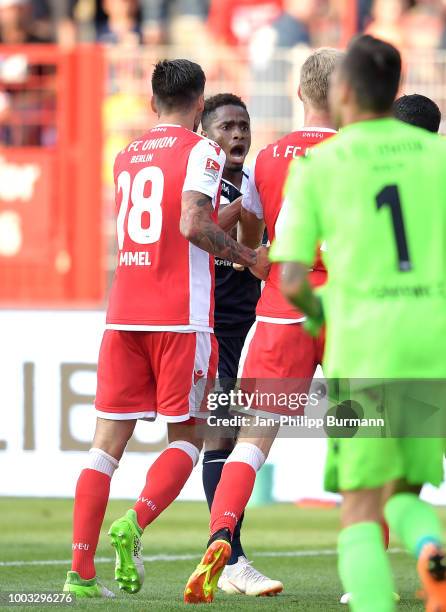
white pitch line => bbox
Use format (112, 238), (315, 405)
(0, 548), (403, 568)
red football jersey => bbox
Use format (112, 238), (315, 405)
(106, 124), (225, 332)
(243, 128), (336, 322)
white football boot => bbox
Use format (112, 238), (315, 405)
(218, 556), (283, 596)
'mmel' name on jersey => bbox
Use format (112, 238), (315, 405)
(119, 251), (151, 266)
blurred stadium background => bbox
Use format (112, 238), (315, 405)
(2, 0), (446, 507)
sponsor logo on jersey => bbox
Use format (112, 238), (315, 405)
(215, 258), (233, 267)
(204, 158), (220, 181)
(220, 178), (242, 203)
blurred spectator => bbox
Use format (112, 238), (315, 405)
(140, 0), (167, 43)
(403, 4), (444, 50)
(291, 0), (340, 48)
(203, 0), (285, 91)
(169, 0), (209, 47)
(365, 0), (407, 48)
(402, 4), (445, 99)
(100, 0), (145, 185)
(358, 0), (373, 29)
(4, 0), (446, 51)
(207, 0), (283, 48)
(30, 0), (77, 46)
(0, 0), (50, 43)
(97, 0), (141, 45)
(141, 0), (209, 45)
(248, 0), (314, 143)
(0, 0), (57, 146)
(250, 0), (313, 57)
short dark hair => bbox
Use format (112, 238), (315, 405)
(393, 94), (441, 133)
(341, 35), (401, 113)
(151, 59), (206, 112)
(201, 93), (248, 130)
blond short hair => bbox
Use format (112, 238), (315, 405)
(300, 48), (344, 112)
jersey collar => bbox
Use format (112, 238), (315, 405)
(301, 126), (337, 133)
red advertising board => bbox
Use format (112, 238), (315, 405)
(0, 149), (54, 261)
(0, 45), (104, 306)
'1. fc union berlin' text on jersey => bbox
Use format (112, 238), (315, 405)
(106, 124), (226, 332)
(243, 128), (335, 322)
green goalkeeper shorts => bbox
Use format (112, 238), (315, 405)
(324, 380), (445, 492)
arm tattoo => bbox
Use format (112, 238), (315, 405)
(181, 192), (256, 266)
(194, 195), (213, 208)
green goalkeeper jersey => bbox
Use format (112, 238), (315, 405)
(270, 118), (446, 378)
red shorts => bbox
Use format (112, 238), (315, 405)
(241, 321), (324, 379)
(238, 321), (325, 417)
(95, 330), (218, 423)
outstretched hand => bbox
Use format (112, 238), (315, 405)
(249, 245), (271, 281)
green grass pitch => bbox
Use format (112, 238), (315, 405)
(2, 498), (445, 611)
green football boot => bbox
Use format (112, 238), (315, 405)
(63, 571), (115, 598)
(108, 509), (144, 593)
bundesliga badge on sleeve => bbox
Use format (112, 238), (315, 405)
(204, 158), (221, 181)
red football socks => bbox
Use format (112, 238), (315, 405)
(210, 461), (256, 536)
(133, 447), (194, 530)
(71, 469), (111, 580)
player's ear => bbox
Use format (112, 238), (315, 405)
(197, 93), (205, 114)
(341, 80), (353, 107)
(298, 85), (303, 103)
(150, 96), (159, 116)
